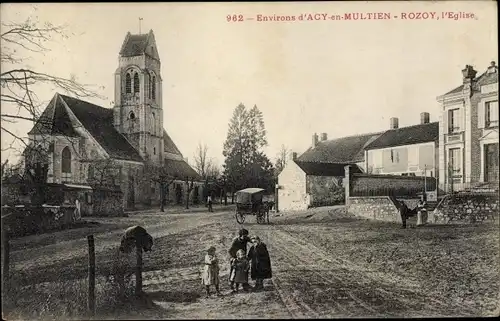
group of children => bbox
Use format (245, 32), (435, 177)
(201, 228), (272, 298)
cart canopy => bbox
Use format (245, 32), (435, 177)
(236, 188), (265, 204)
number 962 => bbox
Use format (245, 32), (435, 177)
(227, 14), (244, 22)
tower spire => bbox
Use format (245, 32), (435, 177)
(139, 17), (143, 34)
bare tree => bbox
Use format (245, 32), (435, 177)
(1, 13), (104, 154)
(274, 144), (289, 178)
(185, 176), (195, 209)
(142, 161), (178, 212)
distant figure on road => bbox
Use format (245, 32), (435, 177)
(230, 249), (250, 293)
(207, 195), (213, 212)
(247, 236), (272, 290)
(228, 228), (251, 291)
(201, 246), (221, 298)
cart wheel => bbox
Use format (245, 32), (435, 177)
(235, 211), (245, 224)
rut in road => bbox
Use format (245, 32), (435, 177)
(258, 223), (469, 318)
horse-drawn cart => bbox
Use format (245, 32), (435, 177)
(235, 188), (270, 224)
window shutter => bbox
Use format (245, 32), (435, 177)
(478, 101), (485, 129)
(458, 108), (464, 131)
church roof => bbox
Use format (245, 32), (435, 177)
(163, 130), (183, 155)
(29, 93), (143, 162)
(162, 158), (201, 180)
(119, 30), (158, 58)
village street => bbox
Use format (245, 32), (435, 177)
(5, 206), (498, 319)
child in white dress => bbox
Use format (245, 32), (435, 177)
(201, 246), (221, 297)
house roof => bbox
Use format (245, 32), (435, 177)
(162, 158), (201, 180)
(297, 132), (383, 164)
(364, 122), (439, 150)
(294, 161), (363, 176)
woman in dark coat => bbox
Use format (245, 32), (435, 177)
(247, 236), (272, 290)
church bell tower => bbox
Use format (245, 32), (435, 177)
(113, 29), (163, 164)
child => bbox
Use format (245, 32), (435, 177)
(201, 246), (221, 298)
(247, 236), (272, 290)
(230, 249), (250, 293)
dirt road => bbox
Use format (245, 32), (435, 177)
(7, 207), (496, 318)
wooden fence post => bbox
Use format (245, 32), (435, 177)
(87, 235), (95, 316)
(135, 245), (143, 295)
(2, 231), (10, 291)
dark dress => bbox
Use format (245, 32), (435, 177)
(247, 243), (272, 280)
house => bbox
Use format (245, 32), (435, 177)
(277, 132), (382, 211)
(364, 113), (439, 178)
(437, 61), (499, 191)
(24, 30), (202, 213)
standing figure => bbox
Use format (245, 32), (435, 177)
(399, 201), (408, 229)
(228, 228), (251, 291)
(417, 195), (427, 226)
(201, 246), (221, 298)
(230, 249), (250, 293)
(207, 194), (213, 213)
(247, 236), (272, 290)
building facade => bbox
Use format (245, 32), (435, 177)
(437, 61), (499, 191)
(24, 30), (203, 212)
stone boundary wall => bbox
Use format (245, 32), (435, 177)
(347, 196), (402, 223)
(432, 192), (499, 224)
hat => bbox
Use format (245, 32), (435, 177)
(239, 228), (249, 236)
(208, 246), (216, 252)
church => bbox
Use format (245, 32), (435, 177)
(24, 30), (203, 214)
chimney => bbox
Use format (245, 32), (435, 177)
(289, 151), (297, 161)
(390, 117), (399, 129)
(320, 133), (328, 141)
(487, 61), (497, 74)
(462, 64), (477, 83)
(420, 112), (430, 124)
(312, 133), (319, 148)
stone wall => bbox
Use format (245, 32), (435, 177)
(350, 173), (437, 198)
(306, 175), (344, 207)
(277, 160), (308, 211)
(2, 205), (78, 237)
(432, 192), (499, 224)
(347, 196), (401, 222)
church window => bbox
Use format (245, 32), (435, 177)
(151, 112), (156, 134)
(88, 165), (94, 179)
(152, 76), (156, 100)
(61, 147), (71, 173)
(148, 74), (152, 99)
(129, 111), (135, 120)
(133, 72), (140, 93)
(125, 73), (132, 94)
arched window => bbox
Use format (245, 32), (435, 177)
(61, 147), (71, 173)
(151, 112), (156, 134)
(129, 111), (135, 120)
(125, 73), (132, 94)
(148, 74), (152, 99)
(152, 76), (156, 100)
(133, 72), (140, 93)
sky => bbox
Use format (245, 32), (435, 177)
(1, 1), (498, 169)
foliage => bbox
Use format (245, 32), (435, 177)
(222, 103), (275, 192)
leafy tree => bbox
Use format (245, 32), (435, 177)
(222, 103), (274, 193)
